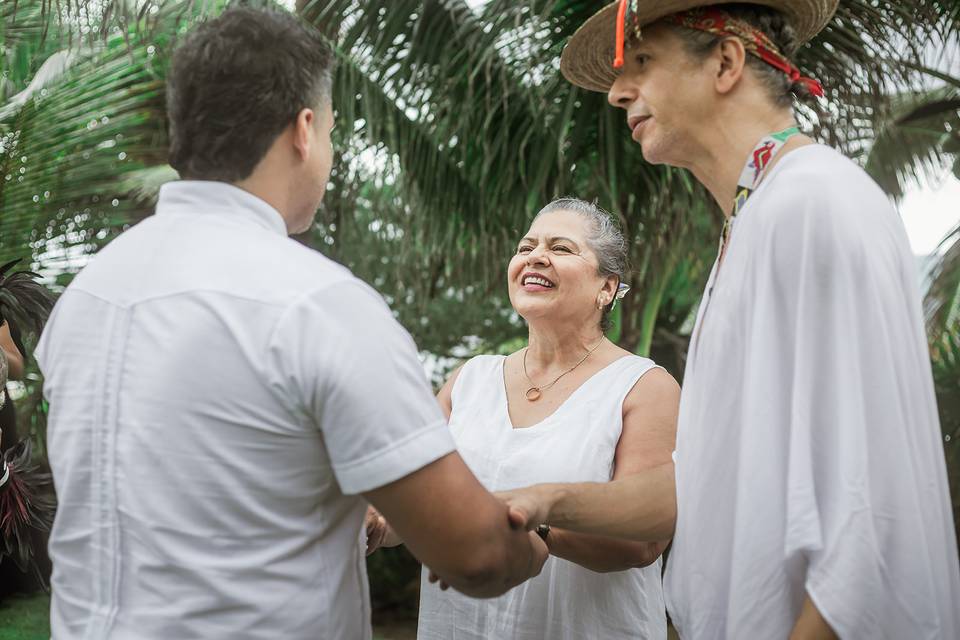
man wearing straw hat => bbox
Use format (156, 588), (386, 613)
(499, 1), (960, 638)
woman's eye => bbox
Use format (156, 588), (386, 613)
(635, 54), (649, 66)
(552, 246), (573, 253)
(517, 246), (533, 254)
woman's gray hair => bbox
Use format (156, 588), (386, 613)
(532, 197), (628, 331)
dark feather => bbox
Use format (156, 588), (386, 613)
(0, 259), (55, 353)
(0, 438), (56, 590)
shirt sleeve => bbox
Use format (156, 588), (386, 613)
(268, 279), (455, 495)
(757, 180), (960, 639)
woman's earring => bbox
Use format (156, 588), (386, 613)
(611, 282), (631, 311)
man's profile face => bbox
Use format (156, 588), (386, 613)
(606, 24), (715, 168)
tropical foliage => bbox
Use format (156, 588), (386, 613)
(301, 0), (953, 366)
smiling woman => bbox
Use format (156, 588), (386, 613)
(511, 198), (628, 332)
(367, 197), (681, 639)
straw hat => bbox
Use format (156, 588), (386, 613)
(560, 0), (839, 92)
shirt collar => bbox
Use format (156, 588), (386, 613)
(156, 181), (289, 237)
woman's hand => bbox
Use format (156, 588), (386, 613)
(364, 506), (390, 556)
(495, 484), (558, 531)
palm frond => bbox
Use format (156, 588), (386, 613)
(863, 85), (959, 199)
(0, 31), (170, 272)
(926, 223), (960, 341)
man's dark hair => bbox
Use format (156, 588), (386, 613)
(666, 3), (803, 109)
(167, 7), (336, 182)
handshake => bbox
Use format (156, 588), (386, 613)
(364, 485), (558, 597)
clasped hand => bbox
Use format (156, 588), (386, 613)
(365, 485), (554, 591)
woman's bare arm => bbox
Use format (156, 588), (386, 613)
(541, 367), (679, 571)
(789, 594), (839, 640)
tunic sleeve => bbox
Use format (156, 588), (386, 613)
(751, 180), (960, 639)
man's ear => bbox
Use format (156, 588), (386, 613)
(291, 107), (315, 160)
(715, 37), (747, 95)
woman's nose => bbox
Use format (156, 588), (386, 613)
(526, 246), (549, 265)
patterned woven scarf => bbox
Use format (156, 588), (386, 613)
(613, 3), (824, 98)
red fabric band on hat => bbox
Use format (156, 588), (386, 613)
(611, 4), (824, 98)
(661, 7), (824, 97)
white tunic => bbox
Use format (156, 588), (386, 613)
(664, 145), (960, 639)
(36, 181), (455, 640)
(418, 354), (668, 640)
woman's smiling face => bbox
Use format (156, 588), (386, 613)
(508, 209), (614, 326)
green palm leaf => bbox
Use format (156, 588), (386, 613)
(863, 85), (960, 199)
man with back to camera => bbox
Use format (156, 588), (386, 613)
(36, 7), (546, 639)
(499, 1), (960, 638)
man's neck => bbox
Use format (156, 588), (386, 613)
(684, 108), (802, 218)
(234, 166), (299, 235)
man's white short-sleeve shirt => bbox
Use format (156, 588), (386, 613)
(36, 181), (455, 639)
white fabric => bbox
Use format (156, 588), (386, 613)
(664, 145), (960, 639)
(35, 181), (455, 640)
(418, 354), (668, 640)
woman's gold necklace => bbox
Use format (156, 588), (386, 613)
(522, 337), (605, 402)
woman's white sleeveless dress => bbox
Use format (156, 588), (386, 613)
(417, 354), (668, 639)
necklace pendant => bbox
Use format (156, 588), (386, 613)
(525, 387), (542, 402)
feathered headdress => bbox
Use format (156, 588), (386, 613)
(0, 258), (55, 588)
